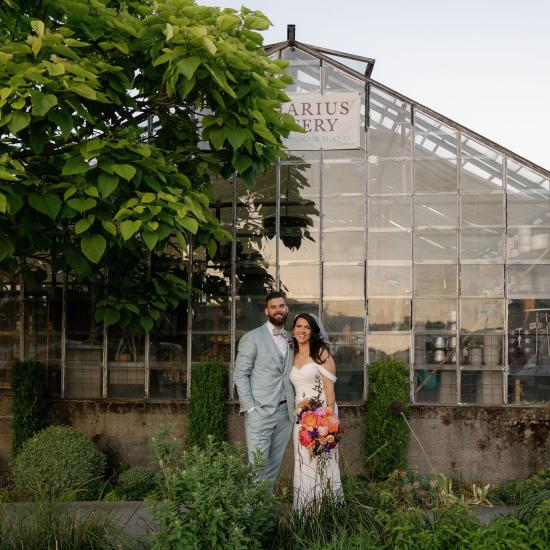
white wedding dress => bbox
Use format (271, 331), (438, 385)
(289, 362), (343, 509)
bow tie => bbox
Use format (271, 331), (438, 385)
(273, 328), (287, 338)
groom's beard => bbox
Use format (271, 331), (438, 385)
(268, 312), (288, 328)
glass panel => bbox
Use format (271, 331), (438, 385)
(0, 335), (19, 391)
(368, 298), (411, 331)
(332, 336), (364, 401)
(192, 266), (231, 332)
(281, 48), (321, 93)
(107, 330), (145, 398)
(460, 159), (503, 193)
(507, 159), (550, 194)
(192, 333), (231, 364)
(415, 368), (456, 404)
(508, 265), (550, 297)
(323, 300), (365, 332)
(461, 195), (504, 226)
(415, 298), (457, 330)
(0, 282), (19, 389)
(24, 284), (62, 395)
(368, 196), (411, 230)
(235, 296), (266, 333)
(507, 228), (550, 262)
(415, 230), (457, 262)
(281, 163), (320, 199)
(508, 373), (550, 404)
(368, 159), (412, 194)
(414, 333), (456, 367)
(414, 195), (457, 228)
(149, 329), (186, 400)
(461, 371), (503, 405)
(460, 228), (504, 262)
(369, 86), (412, 159)
(367, 231), (411, 263)
(323, 265), (364, 299)
(460, 299), (504, 332)
(324, 63), (366, 92)
(507, 192), (550, 226)
(235, 263), (276, 303)
(460, 264), (504, 297)
(415, 265), (457, 297)
(414, 159), (458, 193)
(459, 335), (503, 368)
(279, 229), (320, 263)
(66, 283), (103, 399)
(280, 264), (320, 299)
(323, 196), (365, 229)
(323, 160), (366, 195)
(414, 111), (458, 159)
(368, 333), (410, 363)
(367, 266), (411, 297)
(323, 231), (365, 262)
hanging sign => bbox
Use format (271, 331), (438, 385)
(282, 92), (362, 150)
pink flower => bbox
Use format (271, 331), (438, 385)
(301, 411), (318, 429)
(298, 427), (313, 447)
(322, 414), (340, 433)
(317, 425), (329, 436)
(314, 406), (328, 418)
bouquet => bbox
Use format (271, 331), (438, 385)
(296, 375), (344, 462)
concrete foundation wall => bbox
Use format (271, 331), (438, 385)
(1, 397), (550, 483)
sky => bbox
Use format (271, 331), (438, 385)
(200, 0), (550, 171)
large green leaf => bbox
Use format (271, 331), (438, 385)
(142, 230), (158, 250)
(224, 126), (247, 151)
(62, 156), (89, 176)
(64, 247), (90, 277)
(31, 92), (58, 117)
(112, 164), (136, 181)
(98, 173), (119, 198)
(28, 192), (61, 220)
(120, 219), (142, 240)
(0, 237), (15, 261)
(176, 57), (200, 79)
(81, 234), (106, 264)
(8, 111), (30, 134)
(67, 197), (96, 213)
(48, 109), (72, 139)
(178, 216), (198, 234)
(75, 217), (94, 234)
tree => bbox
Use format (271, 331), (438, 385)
(0, 0), (299, 332)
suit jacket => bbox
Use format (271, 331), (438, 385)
(234, 324), (295, 422)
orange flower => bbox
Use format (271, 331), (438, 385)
(301, 411), (318, 428)
(322, 414), (339, 433)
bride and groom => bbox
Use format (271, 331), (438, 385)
(234, 291), (342, 508)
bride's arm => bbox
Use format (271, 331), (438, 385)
(319, 350), (337, 410)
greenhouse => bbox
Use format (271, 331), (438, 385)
(1, 26), (549, 413)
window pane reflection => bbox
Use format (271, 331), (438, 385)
(508, 265), (550, 297)
(280, 265), (320, 299)
(460, 265), (504, 297)
(460, 228), (504, 262)
(323, 231), (364, 262)
(368, 159), (412, 194)
(460, 299), (504, 332)
(507, 228), (550, 262)
(415, 265), (457, 297)
(414, 195), (457, 228)
(461, 195), (504, 226)
(323, 265), (364, 299)
(414, 159), (458, 193)
(368, 196), (411, 229)
(368, 299), (411, 331)
(415, 299), (457, 330)
(367, 266), (411, 297)
(368, 334), (410, 363)
(414, 111), (457, 159)
(324, 161), (366, 195)
(368, 232), (411, 263)
(415, 230), (457, 262)
(323, 300), (365, 332)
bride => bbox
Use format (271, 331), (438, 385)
(289, 312), (343, 509)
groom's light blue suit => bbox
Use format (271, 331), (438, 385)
(234, 324), (295, 484)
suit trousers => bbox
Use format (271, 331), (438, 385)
(245, 401), (293, 486)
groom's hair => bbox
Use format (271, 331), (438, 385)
(265, 290), (286, 306)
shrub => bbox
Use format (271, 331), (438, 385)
(10, 361), (48, 456)
(149, 428), (278, 549)
(364, 358), (410, 480)
(187, 359), (226, 447)
(0, 501), (136, 549)
(13, 426), (106, 500)
(112, 467), (158, 501)
(432, 504), (480, 549)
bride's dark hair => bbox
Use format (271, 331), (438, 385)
(292, 313), (331, 365)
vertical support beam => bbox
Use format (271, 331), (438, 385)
(230, 172), (237, 400)
(60, 272), (67, 399)
(186, 239), (193, 400)
(503, 157), (509, 404)
(319, 150), (324, 320)
(456, 130), (462, 405)
(287, 24), (295, 46)
(363, 83), (370, 401)
(144, 331), (150, 399)
(410, 105), (417, 405)
(275, 158), (281, 290)
(102, 321), (108, 398)
(19, 275), (24, 361)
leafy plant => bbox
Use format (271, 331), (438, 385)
(110, 466), (158, 501)
(10, 361), (47, 456)
(364, 358), (410, 480)
(0, 501), (136, 550)
(187, 359), (226, 447)
(0, 0), (301, 333)
(150, 428), (279, 550)
(12, 425), (106, 500)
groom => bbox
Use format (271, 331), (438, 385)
(234, 291), (295, 485)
